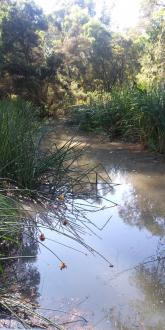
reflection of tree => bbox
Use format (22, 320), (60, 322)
(15, 263), (40, 299)
(136, 262), (165, 306)
(102, 306), (137, 330)
(133, 241), (165, 305)
(0, 231), (40, 303)
(119, 187), (165, 236)
(103, 304), (165, 330)
(103, 254), (165, 329)
(21, 225), (38, 257)
(128, 251), (165, 330)
(102, 240), (165, 330)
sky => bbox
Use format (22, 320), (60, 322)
(35, 0), (141, 31)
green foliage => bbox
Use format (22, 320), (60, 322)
(0, 1), (65, 107)
(0, 99), (38, 188)
(0, 0), (164, 109)
(138, 88), (165, 152)
(71, 87), (165, 152)
(0, 1), (47, 100)
(0, 98), (89, 189)
(0, 0), (164, 149)
(137, 1), (165, 88)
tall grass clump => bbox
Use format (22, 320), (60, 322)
(100, 88), (140, 140)
(0, 99), (38, 188)
(70, 86), (165, 152)
(0, 99), (85, 189)
(70, 88), (140, 138)
(137, 88), (165, 152)
(69, 91), (112, 132)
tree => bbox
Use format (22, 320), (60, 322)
(0, 1), (48, 103)
(44, 0), (93, 98)
(72, 0), (96, 17)
(137, 0), (165, 88)
(1, 0), (163, 110)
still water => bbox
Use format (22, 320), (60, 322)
(31, 129), (165, 329)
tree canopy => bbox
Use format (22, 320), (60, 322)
(0, 0), (164, 108)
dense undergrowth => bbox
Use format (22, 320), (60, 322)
(70, 86), (165, 153)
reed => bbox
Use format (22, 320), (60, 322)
(70, 86), (165, 152)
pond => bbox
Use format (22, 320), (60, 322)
(10, 127), (165, 329)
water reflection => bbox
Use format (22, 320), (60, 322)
(34, 129), (165, 329)
(2, 128), (165, 329)
(127, 253), (165, 329)
(119, 183), (165, 236)
(100, 244), (165, 330)
(0, 231), (40, 326)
